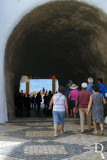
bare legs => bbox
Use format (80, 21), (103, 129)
(54, 124), (64, 136)
(60, 124), (64, 133)
(99, 123), (104, 130)
(93, 122), (98, 134)
(93, 122), (104, 134)
(100, 123), (104, 135)
(53, 111), (65, 136)
(54, 124), (58, 136)
(70, 109), (77, 118)
(70, 109), (73, 116)
(73, 109), (76, 118)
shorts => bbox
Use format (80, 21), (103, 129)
(53, 111), (65, 125)
(69, 100), (75, 110)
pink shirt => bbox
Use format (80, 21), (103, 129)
(70, 89), (78, 100)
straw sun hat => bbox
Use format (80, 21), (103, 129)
(70, 84), (78, 89)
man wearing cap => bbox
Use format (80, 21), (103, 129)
(64, 80), (73, 117)
(75, 82), (91, 133)
(87, 77), (93, 93)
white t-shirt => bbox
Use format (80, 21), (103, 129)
(53, 92), (65, 112)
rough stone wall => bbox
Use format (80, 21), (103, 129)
(0, 0), (51, 123)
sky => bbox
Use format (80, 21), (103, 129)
(20, 79), (59, 93)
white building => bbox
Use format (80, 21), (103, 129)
(0, 0), (107, 123)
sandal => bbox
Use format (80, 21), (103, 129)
(54, 133), (58, 137)
(61, 131), (64, 134)
(93, 130), (98, 134)
(81, 131), (85, 134)
(101, 130), (104, 135)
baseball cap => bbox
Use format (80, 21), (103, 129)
(81, 82), (87, 88)
(68, 80), (73, 84)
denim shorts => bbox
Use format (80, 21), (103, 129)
(53, 111), (65, 125)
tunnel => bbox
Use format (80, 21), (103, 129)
(5, 0), (107, 120)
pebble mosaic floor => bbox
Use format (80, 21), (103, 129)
(0, 117), (107, 160)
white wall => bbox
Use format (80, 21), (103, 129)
(0, 0), (107, 123)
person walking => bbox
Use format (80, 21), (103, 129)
(64, 80), (73, 117)
(87, 84), (106, 135)
(87, 77), (93, 93)
(43, 93), (48, 116)
(31, 95), (35, 109)
(49, 86), (68, 136)
(43, 93), (48, 108)
(47, 91), (53, 108)
(42, 87), (45, 94)
(68, 84), (78, 117)
(16, 93), (24, 116)
(75, 82), (91, 133)
(98, 78), (107, 97)
(36, 92), (42, 110)
(25, 94), (31, 116)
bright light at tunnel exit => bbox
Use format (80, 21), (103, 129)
(20, 79), (59, 93)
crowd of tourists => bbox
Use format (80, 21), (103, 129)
(49, 78), (107, 136)
(15, 77), (107, 137)
(15, 90), (53, 117)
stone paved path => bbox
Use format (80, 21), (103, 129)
(0, 117), (107, 160)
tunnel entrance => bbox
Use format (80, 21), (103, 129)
(5, 0), (107, 120)
(19, 77), (59, 94)
(17, 78), (59, 117)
